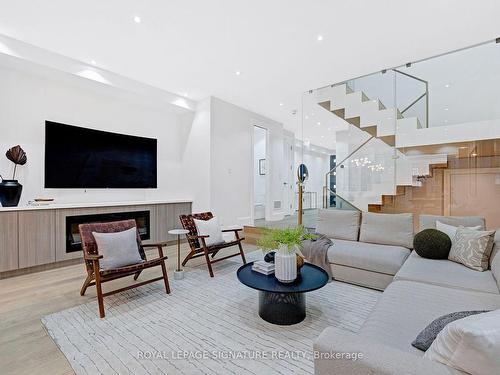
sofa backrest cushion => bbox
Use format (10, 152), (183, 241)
(490, 231), (500, 291)
(420, 214), (485, 231)
(316, 209), (360, 241)
(360, 212), (414, 249)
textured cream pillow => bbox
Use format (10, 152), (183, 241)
(436, 221), (481, 243)
(92, 227), (143, 270)
(424, 309), (500, 375)
(194, 217), (225, 246)
(448, 227), (496, 271)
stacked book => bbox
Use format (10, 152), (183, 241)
(252, 260), (275, 275)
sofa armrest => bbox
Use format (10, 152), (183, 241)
(313, 327), (457, 375)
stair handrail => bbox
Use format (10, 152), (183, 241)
(323, 186), (363, 212)
(392, 68), (429, 128)
(323, 135), (375, 209)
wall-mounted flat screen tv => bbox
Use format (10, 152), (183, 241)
(45, 121), (157, 188)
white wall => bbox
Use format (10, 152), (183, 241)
(179, 98), (211, 213)
(209, 97), (286, 226)
(0, 60), (291, 227)
(0, 64), (188, 205)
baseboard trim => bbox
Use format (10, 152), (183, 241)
(0, 258), (84, 280)
(0, 238), (186, 280)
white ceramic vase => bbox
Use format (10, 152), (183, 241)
(274, 244), (297, 283)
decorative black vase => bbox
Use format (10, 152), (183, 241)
(0, 179), (23, 207)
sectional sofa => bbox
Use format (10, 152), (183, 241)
(313, 209), (500, 375)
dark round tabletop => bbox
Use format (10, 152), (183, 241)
(237, 262), (329, 294)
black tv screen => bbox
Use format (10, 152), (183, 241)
(45, 121), (157, 188)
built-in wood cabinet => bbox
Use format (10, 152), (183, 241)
(0, 212), (19, 272)
(156, 202), (192, 242)
(18, 210), (56, 268)
(0, 201), (192, 276)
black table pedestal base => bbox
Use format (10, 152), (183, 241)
(258, 291), (306, 325)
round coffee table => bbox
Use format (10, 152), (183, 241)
(237, 262), (329, 325)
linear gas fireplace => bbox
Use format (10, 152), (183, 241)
(66, 210), (151, 253)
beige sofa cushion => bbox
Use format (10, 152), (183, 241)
(395, 252), (499, 294)
(359, 212), (414, 249)
(419, 214), (485, 231)
(330, 264), (394, 291)
(328, 239), (410, 276)
(316, 209), (360, 241)
(359, 281), (500, 356)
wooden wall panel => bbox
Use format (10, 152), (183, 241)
(444, 167), (500, 229)
(19, 210), (56, 268)
(156, 202), (192, 241)
(0, 212), (19, 272)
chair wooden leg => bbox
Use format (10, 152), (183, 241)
(159, 260), (171, 294)
(93, 260), (105, 318)
(80, 274), (93, 296)
(181, 250), (195, 267)
(203, 247), (215, 277)
(133, 270), (142, 281)
(238, 241), (247, 264)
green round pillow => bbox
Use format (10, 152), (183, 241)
(413, 229), (451, 259)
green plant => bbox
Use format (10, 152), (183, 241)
(257, 226), (316, 253)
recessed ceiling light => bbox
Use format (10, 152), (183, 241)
(317, 122), (321, 125)
(133, 16), (141, 23)
(305, 115), (309, 120)
(321, 135), (325, 138)
(235, 70), (241, 76)
(317, 35), (324, 41)
(444, 108), (449, 111)
(445, 83), (451, 88)
(279, 102), (284, 106)
(90, 60), (96, 65)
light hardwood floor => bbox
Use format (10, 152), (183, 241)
(0, 242), (257, 375)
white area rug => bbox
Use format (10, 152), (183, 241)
(42, 253), (380, 375)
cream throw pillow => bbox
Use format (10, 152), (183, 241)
(448, 227), (496, 271)
(424, 309), (500, 375)
(92, 227), (143, 270)
(436, 221), (481, 243)
(194, 217), (225, 246)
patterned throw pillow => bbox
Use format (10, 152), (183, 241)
(448, 227), (496, 271)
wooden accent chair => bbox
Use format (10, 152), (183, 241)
(179, 212), (246, 277)
(79, 219), (170, 318)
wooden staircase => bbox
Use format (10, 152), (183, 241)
(367, 162), (448, 213)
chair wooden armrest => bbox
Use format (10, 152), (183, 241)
(143, 242), (170, 258)
(84, 254), (103, 260)
(221, 228), (243, 233)
(187, 234), (209, 240)
(142, 242), (169, 248)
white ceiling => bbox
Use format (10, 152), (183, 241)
(0, 0), (499, 147)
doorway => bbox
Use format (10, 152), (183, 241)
(283, 136), (295, 216)
(253, 126), (267, 220)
